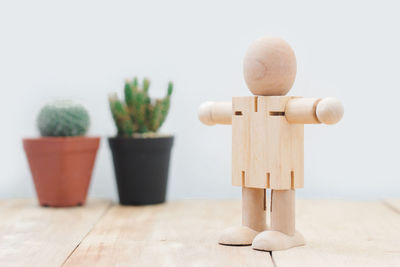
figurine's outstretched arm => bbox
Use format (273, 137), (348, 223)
(198, 101), (232, 126)
(285, 97), (344, 125)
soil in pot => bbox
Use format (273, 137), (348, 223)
(109, 136), (173, 205)
(23, 137), (100, 207)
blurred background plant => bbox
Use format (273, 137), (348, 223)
(109, 77), (173, 137)
(37, 101), (90, 137)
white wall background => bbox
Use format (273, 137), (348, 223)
(1, 0), (399, 201)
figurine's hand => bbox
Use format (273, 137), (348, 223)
(316, 97), (344, 125)
(198, 102), (216, 126)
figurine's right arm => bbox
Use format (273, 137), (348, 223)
(198, 101), (232, 126)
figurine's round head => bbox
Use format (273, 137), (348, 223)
(243, 37), (297, 96)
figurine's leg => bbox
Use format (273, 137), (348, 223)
(219, 187), (266, 246)
(252, 189), (305, 251)
(242, 187), (267, 232)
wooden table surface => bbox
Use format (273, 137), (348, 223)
(0, 199), (399, 267)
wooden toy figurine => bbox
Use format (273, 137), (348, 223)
(198, 37), (344, 251)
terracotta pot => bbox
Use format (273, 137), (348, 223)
(23, 137), (100, 207)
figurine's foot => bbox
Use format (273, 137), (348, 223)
(252, 230), (305, 251)
(218, 226), (260, 246)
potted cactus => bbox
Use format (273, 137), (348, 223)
(108, 77), (173, 205)
(23, 101), (100, 207)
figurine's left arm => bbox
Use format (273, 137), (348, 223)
(285, 97), (344, 125)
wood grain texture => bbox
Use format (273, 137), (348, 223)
(270, 189), (295, 235)
(272, 200), (400, 267)
(383, 199), (400, 213)
(1, 199), (399, 266)
(243, 37), (297, 96)
(315, 97), (344, 125)
(232, 96), (304, 189)
(209, 102), (232, 125)
(64, 200), (273, 267)
(0, 199), (111, 267)
(285, 97), (321, 124)
(242, 187), (266, 232)
(198, 101), (232, 126)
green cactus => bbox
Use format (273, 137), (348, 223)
(109, 77), (173, 137)
(37, 101), (90, 137)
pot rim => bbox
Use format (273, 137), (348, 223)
(108, 134), (174, 140)
(23, 136), (101, 142)
(23, 136), (101, 154)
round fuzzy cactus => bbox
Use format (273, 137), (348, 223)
(37, 101), (90, 137)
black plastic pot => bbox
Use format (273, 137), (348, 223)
(109, 136), (174, 205)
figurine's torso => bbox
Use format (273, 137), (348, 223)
(232, 96), (304, 189)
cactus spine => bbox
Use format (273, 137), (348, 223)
(109, 78), (173, 137)
(37, 101), (90, 137)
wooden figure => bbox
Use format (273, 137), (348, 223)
(198, 37), (344, 251)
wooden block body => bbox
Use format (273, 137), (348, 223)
(232, 96), (304, 189)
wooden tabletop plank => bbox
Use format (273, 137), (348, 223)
(0, 199), (111, 267)
(64, 200), (273, 267)
(272, 200), (400, 267)
(383, 199), (400, 214)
